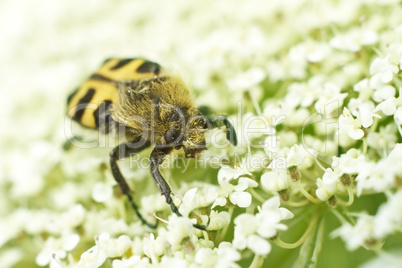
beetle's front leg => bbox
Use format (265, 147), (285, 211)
(198, 106), (237, 146)
(149, 146), (208, 230)
(149, 146), (181, 215)
(207, 115), (238, 146)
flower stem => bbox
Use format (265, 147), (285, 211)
(330, 208), (348, 224)
(286, 199), (310, 207)
(249, 188), (266, 203)
(314, 157), (327, 172)
(311, 217), (324, 265)
(249, 254), (264, 268)
(247, 89), (262, 115)
(336, 187), (354, 207)
(397, 123), (402, 138)
(296, 181), (321, 204)
(362, 138), (368, 154)
(203, 230), (209, 243)
(217, 206), (234, 243)
(274, 211), (320, 249)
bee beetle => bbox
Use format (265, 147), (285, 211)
(67, 58), (237, 229)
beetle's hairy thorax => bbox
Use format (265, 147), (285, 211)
(111, 76), (195, 142)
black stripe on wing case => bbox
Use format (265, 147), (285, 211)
(93, 100), (113, 128)
(136, 61), (161, 74)
(110, 58), (134, 70)
(89, 73), (115, 83)
(73, 88), (96, 121)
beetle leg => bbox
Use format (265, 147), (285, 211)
(207, 115), (238, 146)
(110, 141), (158, 229)
(150, 146), (207, 230)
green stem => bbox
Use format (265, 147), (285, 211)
(314, 157), (327, 172)
(286, 199), (310, 207)
(248, 89), (262, 115)
(249, 254), (264, 268)
(203, 230), (209, 243)
(249, 188), (266, 203)
(397, 123), (402, 138)
(311, 218), (325, 267)
(217, 206), (234, 243)
(296, 181), (321, 204)
(362, 138), (368, 154)
(274, 211), (320, 249)
(336, 187), (354, 207)
(369, 117), (379, 134)
(330, 208), (348, 225)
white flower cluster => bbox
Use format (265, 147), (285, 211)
(233, 197), (293, 256)
(2, 0), (402, 267)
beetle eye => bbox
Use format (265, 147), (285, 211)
(201, 118), (208, 128)
(165, 130), (175, 142)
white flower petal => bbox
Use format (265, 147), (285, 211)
(247, 235), (271, 255)
(229, 192), (252, 208)
(92, 182), (112, 203)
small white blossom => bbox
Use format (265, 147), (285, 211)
(374, 97), (397, 116)
(353, 78), (373, 101)
(331, 213), (381, 250)
(314, 82), (347, 117)
(366, 125), (397, 154)
(78, 245), (107, 268)
(96, 233), (132, 258)
(374, 190), (402, 239)
(232, 197), (293, 255)
(166, 215), (194, 247)
(212, 176), (255, 209)
(218, 161), (252, 182)
(227, 67), (266, 91)
(247, 234), (272, 256)
(370, 56), (399, 85)
(356, 144), (402, 195)
(112, 255), (150, 268)
(330, 28), (378, 52)
(286, 144), (308, 167)
(143, 233), (166, 261)
(193, 242), (240, 268)
(92, 182), (113, 203)
(349, 99), (379, 128)
(394, 106), (402, 125)
(159, 256), (189, 268)
(232, 214), (262, 253)
(289, 40), (331, 64)
(284, 77), (322, 108)
(256, 196), (293, 238)
(207, 211), (230, 230)
(61, 203), (86, 230)
(36, 232), (80, 266)
(372, 85), (395, 103)
(315, 168), (342, 201)
(337, 108), (365, 140)
(361, 251), (402, 268)
(261, 169), (291, 193)
(179, 187), (218, 219)
(331, 148), (367, 174)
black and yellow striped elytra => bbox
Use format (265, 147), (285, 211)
(67, 58), (161, 131)
(66, 58), (237, 230)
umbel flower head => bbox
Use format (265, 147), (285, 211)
(2, 0), (402, 267)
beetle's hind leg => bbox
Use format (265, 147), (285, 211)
(110, 142), (158, 229)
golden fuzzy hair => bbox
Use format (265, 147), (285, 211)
(111, 76), (196, 141)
